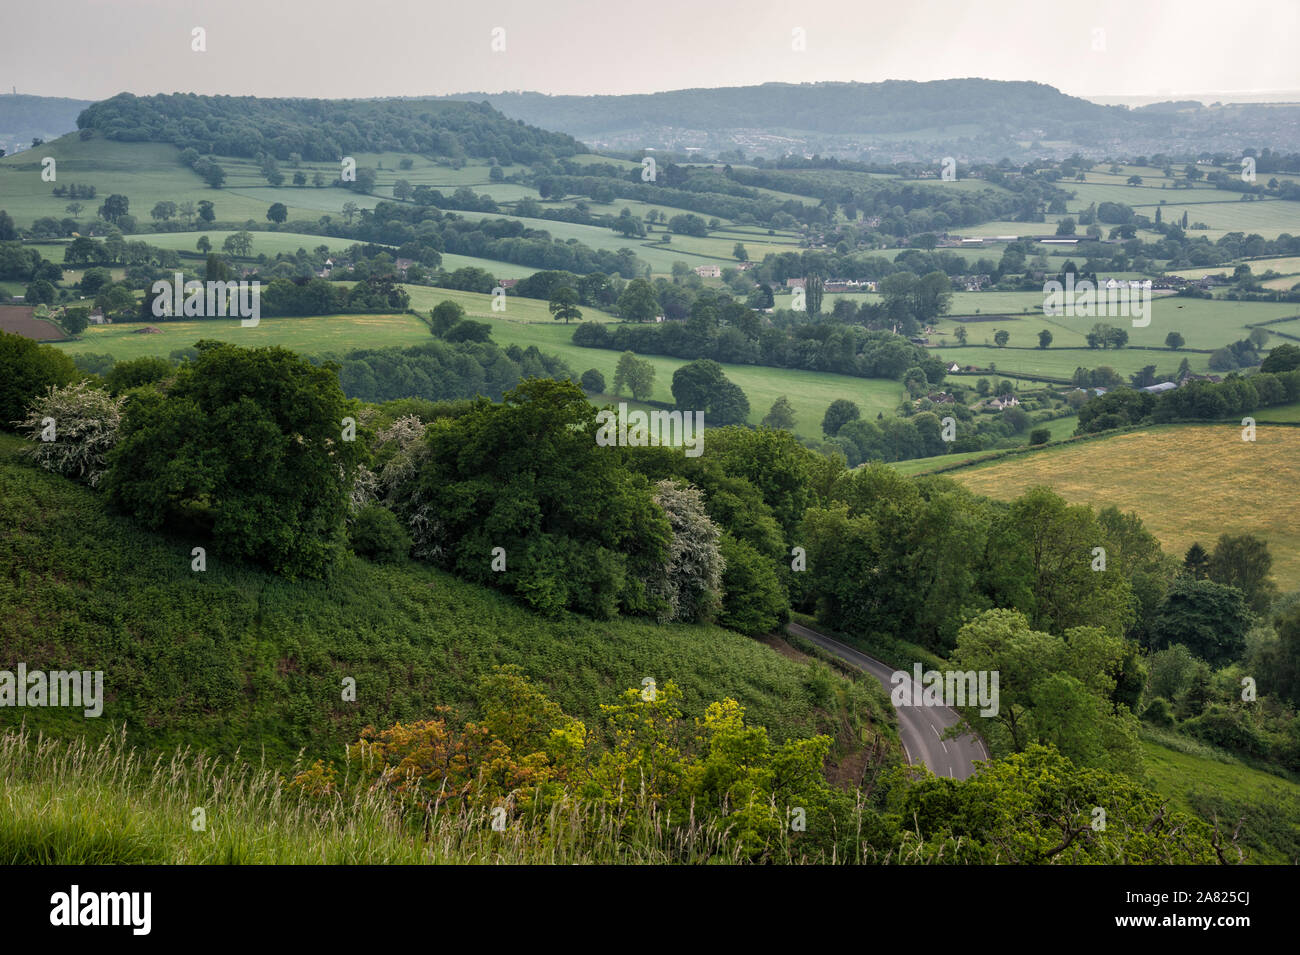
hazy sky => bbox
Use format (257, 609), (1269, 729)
(3, 0), (1297, 102)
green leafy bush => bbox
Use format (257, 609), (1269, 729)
(349, 504), (411, 563)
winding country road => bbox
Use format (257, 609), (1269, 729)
(787, 621), (989, 780)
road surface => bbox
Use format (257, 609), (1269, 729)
(787, 621), (989, 780)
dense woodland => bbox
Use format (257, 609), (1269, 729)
(76, 93), (585, 163)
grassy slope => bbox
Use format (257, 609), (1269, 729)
(0, 434), (893, 765)
(1140, 738), (1300, 864)
(56, 312), (434, 361)
(941, 423), (1300, 590)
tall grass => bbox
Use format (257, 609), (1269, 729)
(2, 725), (896, 864)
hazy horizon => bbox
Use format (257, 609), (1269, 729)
(2, 0), (1295, 103)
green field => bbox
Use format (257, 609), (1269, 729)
(945, 423), (1300, 590)
(1141, 737), (1300, 865)
(448, 208), (743, 274)
(0, 137), (545, 237)
(53, 284), (907, 437)
(56, 312), (432, 361)
(0, 138), (382, 229)
(1255, 401), (1300, 423)
(888, 415), (1079, 476)
(122, 230), (356, 257)
(1168, 255), (1300, 280)
(938, 345), (1208, 379)
(405, 288), (904, 434)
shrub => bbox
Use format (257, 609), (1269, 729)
(443, 319), (492, 343)
(1028, 428), (1050, 445)
(348, 504), (411, 563)
(649, 480), (724, 624)
(579, 368), (606, 394)
(1141, 697), (1175, 727)
(16, 381), (125, 486)
(103, 342), (365, 579)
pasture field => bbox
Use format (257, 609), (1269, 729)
(54, 284), (906, 436)
(945, 424), (1300, 590)
(644, 230), (805, 262)
(0, 138), (381, 228)
(403, 284), (622, 323)
(1137, 198), (1300, 240)
(956, 220), (1053, 238)
(53, 312), (432, 361)
(402, 288), (904, 432)
(932, 297), (1299, 353)
(899, 245), (1003, 263)
(888, 415), (1079, 476)
(1260, 316), (1300, 337)
(0, 139), (213, 229)
(449, 208), (733, 273)
(1255, 401), (1300, 423)
(1168, 255), (1300, 280)
(121, 230), (355, 257)
(939, 344), (1205, 380)
(432, 253), (537, 278)
(1062, 178), (1221, 210)
(0, 137), (550, 234)
(890, 448), (997, 476)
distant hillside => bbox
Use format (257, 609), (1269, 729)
(76, 92), (586, 164)
(0, 94), (92, 155)
(450, 80), (1116, 138)
(443, 79), (1300, 161)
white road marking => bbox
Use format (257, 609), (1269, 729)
(929, 723), (949, 753)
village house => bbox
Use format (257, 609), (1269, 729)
(694, 264), (722, 278)
(919, 391), (955, 405)
(987, 394), (1020, 410)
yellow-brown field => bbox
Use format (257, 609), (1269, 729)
(950, 425), (1300, 591)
